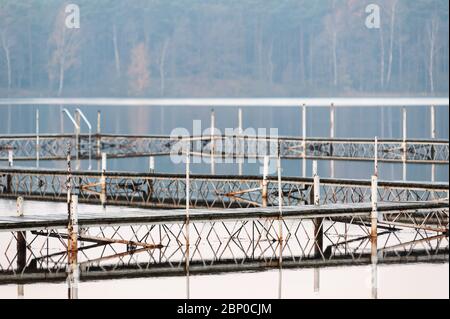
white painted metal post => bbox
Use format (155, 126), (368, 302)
(371, 174), (379, 299)
(262, 155), (269, 207)
(185, 153), (190, 299)
(431, 105), (436, 182)
(210, 109), (215, 175)
(36, 109), (39, 168)
(8, 149), (13, 167)
(149, 156), (155, 173)
(69, 195), (79, 253)
(330, 103), (335, 178)
(76, 108), (92, 170)
(302, 104), (307, 178)
(402, 107), (407, 181)
(374, 136), (378, 177)
(277, 154), (283, 243)
(16, 196), (25, 299)
(313, 161), (320, 206)
(97, 111), (101, 159)
(238, 108), (243, 176)
(277, 146), (283, 299)
(371, 175), (378, 238)
(371, 233), (378, 300)
(67, 197), (79, 300)
(101, 152), (107, 207)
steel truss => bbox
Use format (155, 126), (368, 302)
(0, 168), (447, 208)
(0, 210), (448, 284)
(0, 134), (448, 164)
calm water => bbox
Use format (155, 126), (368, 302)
(0, 103), (448, 181)
(0, 101), (448, 299)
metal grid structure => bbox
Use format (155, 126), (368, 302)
(0, 168), (448, 208)
(0, 209), (447, 284)
(0, 134), (448, 163)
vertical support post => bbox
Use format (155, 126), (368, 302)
(16, 196), (25, 299)
(277, 150), (283, 248)
(36, 109), (39, 168)
(16, 196), (26, 271)
(262, 155), (269, 207)
(402, 107), (407, 181)
(100, 152), (107, 207)
(374, 136), (378, 177)
(6, 149), (13, 194)
(430, 105), (436, 182)
(8, 149), (13, 167)
(75, 111), (80, 156)
(276, 142), (283, 299)
(313, 161), (320, 206)
(312, 160), (323, 264)
(330, 103), (335, 178)
(302, 104), (307, 178)
(238, 108), (243, 176)
(371, 175), (378, 238)
(67, 194), (79, 300)
(149, 156), (155, 173)
(185, 153), (190, 299)
(66, 143), (72, 222)
(97, 110), (101, 159)
(210, 109), (215, 175)
(68, 195), (79, 254)
(370, 164), (379, 298)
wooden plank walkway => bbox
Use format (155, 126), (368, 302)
(0, 200), (447, 231)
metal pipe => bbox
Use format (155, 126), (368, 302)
(262, 155), (269, 207)
(313, 161), (320, 206)
(431, 105), (436, 182)
(101, 152), (106, 207)
(36, 109), (39, 168)
(76, 108), (92, 170)
(8, 149), (13, 167)
(371, 175), (378, 238)
(238, 108), (243, 176)
(97, 111), (101, 160)
(402, 107), (407, 181)
(210, 109), (215, 175)
(149, 156), (155, 173)
(185, 153), (190, 299)
(62, 108), (80, 166)
(16, 195), (26, 299)
(374, 136), (378, 177)
(69, 195), (79, 254)
(330, 103), (335, 178)
(302, 104), (307, 177)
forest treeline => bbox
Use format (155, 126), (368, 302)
(0, 0), (448, 97)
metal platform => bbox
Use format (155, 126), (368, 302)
(0, 133), (448, 164)
(0, 167), (448, 208)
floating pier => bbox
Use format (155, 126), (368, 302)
(0, 134), (448, 164)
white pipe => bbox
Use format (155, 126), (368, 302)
(76, 108), (92, 170)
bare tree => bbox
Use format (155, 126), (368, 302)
(48, 6), (81, 96)
(128, 42), (150, 95)
(112, 23), (121, 78)
(427, 16), (439, 94)
(386, 0), (398, 86)
(0, 31), (12, 91)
